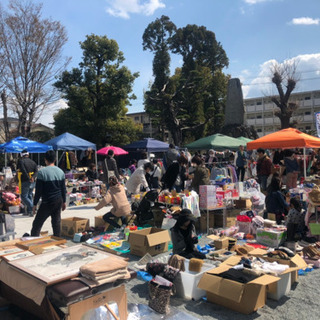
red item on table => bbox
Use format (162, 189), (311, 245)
(246, 243), (267, 249)
(237, 215), (252, 222)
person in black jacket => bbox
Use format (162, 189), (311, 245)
(86, 163), (98, 182)
(161, 155), (188, 192)
(101, 150), (120, 183)
(17, 150), (38, 216)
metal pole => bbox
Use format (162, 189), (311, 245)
(303, 147), (306, 179)
(95, 150), (98, 175)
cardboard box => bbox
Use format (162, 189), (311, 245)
(61, 217), (89, 237)
(234, 198), (252, 209)
(198, 264), (279, 314)
(249, 249), (308, 285)
(267, 213), (276, 221)
(199, 213), (214, 233)
(128, 227), (171, 256)
(207, 235), (229, 249)
(256, 228), (287, 247)
(214, 215), (236, 228)
(94, 215), (106, 228)
(222, 255), (298, 301)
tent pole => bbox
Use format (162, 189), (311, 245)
(303, 147), (306, 179)
(95, 150), (98, 175)
(56, 150), (58, 166)
(5, 153), (7, 168)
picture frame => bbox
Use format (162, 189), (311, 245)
(16, 236), (67, 251)
(2, 250), (35, 262)
(9, 244), (111, 284)
(0, 247), (24, 257)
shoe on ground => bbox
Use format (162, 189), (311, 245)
(298, 240), (311, 247)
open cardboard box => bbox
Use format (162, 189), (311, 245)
(128, 227), (171, 256)
(221, 255), (299, 301)
(198, 264), (279, 314)
(207, 235), (229, 250)
(249, 249), (308, 285)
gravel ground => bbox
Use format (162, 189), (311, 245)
(1, 204), (320, 319)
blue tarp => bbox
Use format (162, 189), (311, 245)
(123, 138), (169, 152)
(0, 136), (53, 153)
(44, 132), (96, 151)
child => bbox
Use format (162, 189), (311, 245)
(286, 198), (305, 241)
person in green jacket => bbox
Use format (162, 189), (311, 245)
(190, 155), (210, 194)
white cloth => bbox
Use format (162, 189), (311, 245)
(125, 166), (148, 194)
(137, 159), (149, 168)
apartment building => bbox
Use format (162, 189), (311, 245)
(244, 90), (320, 137)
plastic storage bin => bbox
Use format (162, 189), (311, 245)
(174, 259), (214, 300)
(267, 272), (291, 301)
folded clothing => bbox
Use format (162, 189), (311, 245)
(80, 255), (129, 285)
(218, 268), (259, 284)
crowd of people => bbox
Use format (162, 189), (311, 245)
(1, 142), (317, 256)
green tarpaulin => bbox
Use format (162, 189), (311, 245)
(237, 136), (253, 143)
(185, 134), (244, 150)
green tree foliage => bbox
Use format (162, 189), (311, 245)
(54, 34), (141, 147)
(143, 20), (229, 146)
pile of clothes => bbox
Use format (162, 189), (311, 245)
(79, 255), (130, 286)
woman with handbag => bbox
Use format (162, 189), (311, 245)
(101, 150), (120, 184)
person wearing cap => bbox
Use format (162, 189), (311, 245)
(95, 176), (132, 229)
(171, 209), (206, 259)
(17, 150), (38, 216)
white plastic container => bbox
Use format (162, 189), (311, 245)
(174, 259), (214, 300)
(8, 206), (20, 214)
(267, 272), (291, 301)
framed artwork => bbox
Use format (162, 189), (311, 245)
(9, 244), (110, 284)
(2, 250), (35, 262)
(16, 236), (67, 251)
(0, 247), (24, 257)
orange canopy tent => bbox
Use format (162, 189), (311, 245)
(246, 128), (320, 150)
(247, 128), (320, 177)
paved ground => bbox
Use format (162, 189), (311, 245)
(1, 204), (320, 319)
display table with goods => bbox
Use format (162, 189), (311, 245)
(0, 238), (132, 320)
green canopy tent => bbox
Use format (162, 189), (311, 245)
(185, 134), (244, 151)
(237, 136), (253, 143)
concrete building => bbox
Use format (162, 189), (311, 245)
(244, 90), (320, 137)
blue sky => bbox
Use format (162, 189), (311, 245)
(3, 0), (320, 126)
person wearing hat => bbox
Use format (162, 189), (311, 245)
(17, 150), (38, 216)
(95, 176), (132, 229)
(171, 209), (206, 259)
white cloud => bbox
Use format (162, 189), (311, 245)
(38, 99), (68, 127)
(290, 17), (320, 25)
(240, 53), (320, 98)
(106, 0), (165, 19)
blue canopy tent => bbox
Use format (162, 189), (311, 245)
(0, 136), (53, 167)
(123, 138), (169, 153)
(44, 132), (97, 170)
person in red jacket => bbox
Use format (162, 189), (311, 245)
(256, 148), (272, 192)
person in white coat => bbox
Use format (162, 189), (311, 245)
(125, 162), (154, 195)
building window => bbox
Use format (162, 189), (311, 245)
(256, 101), (262, 105)
(257, 129), (262, 132)
(305, 111), (311, 115)
(304, 96), (311, 100)
(257, 115), (262, 119)
(134, 116), (139, 121)
(306, 126), (311, 130)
